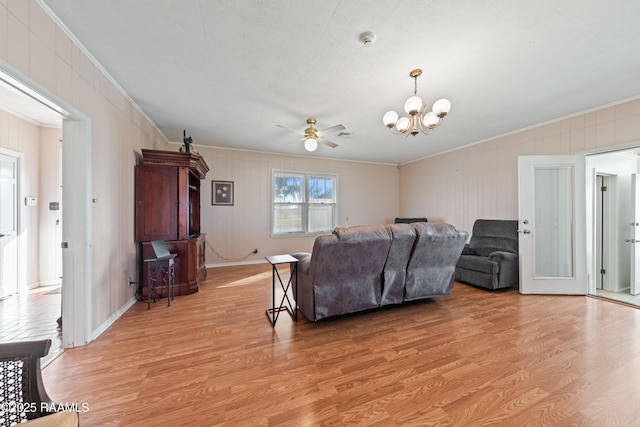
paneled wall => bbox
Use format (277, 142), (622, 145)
(197, 147), (400, 266)
(0, 0), (170, 336)
(400, 98), (640, 236)
(38, 127), (62, 286)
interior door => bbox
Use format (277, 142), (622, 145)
(630, 174), (640, 295)
(0, 153), (18, 299)
(518, 155), (587, 294)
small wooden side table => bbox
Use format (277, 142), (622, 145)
(265, 254), (298, 326)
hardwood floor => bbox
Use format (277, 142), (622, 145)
(41, 264), (640, 426)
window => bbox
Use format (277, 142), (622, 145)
(272, 171), (337, 235)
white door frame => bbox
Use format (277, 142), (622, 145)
(0, 66), (92, 348)
(631, 174), (640, 295)
(61, 118), (92, 347)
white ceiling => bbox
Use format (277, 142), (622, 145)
(30, 0), (640, 164)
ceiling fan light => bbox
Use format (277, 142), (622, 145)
(423, 111), (440, 129)
(304, 138), (318, 152)
(383, 111), (398, 127)
(433, 98), (451, 117)
(404, 96), (422, 114)
(396, 116), (410, 132)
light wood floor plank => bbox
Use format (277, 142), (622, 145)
(41, 264), (640, 426)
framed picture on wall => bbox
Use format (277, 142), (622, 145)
(212, 180), (234, 205)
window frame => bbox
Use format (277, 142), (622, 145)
(271, 170), (338, 236)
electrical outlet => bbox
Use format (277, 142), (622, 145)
(252, 248), (258, 254)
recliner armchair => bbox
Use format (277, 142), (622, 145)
(454, 219), (519, 290)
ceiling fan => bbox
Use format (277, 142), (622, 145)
(276, 118), (345, 152)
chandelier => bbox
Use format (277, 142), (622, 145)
(382, 69), (451, 136)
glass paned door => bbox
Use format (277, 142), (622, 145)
(534, 166), (574, 278)
(519, 155), (587, 294)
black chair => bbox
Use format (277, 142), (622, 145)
(454, 219), (519, 290)
(0, 339), (78, 426)
(394, 217), (427, 224)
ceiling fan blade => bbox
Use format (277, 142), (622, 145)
(317, 137), (338, 148)
(317, 124), (346, 136)
(276, 124), (304, 136)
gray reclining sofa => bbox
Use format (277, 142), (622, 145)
(291, 222), (468, 321)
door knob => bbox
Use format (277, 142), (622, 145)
(624, 239), (640, 243)
(0, 234), (5, 238)
(522, 229), (531, 234)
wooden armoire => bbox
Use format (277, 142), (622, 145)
(135, 149), (210, 297)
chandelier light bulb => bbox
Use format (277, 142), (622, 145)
(304, 138), (318, 152)
(404, 96), (423, 115)
(433, 98), (451, 117)
(383, 111), (398, 127)
(396, 117), (410, 132)
(382, 69), (451, 137)
(423, 111), (440, 129)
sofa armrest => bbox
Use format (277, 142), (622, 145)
(488, 251), (518, 263)
(488, 251), (519, 287)
(291, 252), (311, 275)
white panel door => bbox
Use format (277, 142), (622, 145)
(630, 174), (640, 295)
(518, 155), (587, 294)
(0, 153), (18, 299)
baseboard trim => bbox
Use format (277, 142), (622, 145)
(206, 259), (267, 268)
(28, 279), (62, 290)
(90, 296), (137, 342)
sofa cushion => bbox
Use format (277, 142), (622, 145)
(382, 223), (416, 306)
(473, 246), (503, 257)
(334, 224), (391, 241)
(469, 220), (518, 254)
(405, 223), (468, 301)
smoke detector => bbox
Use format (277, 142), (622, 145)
(359, 31), (376, 46)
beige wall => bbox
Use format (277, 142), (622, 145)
(38, 126), (62, 285)
(400, 98), (640, 236)
(0, 110), (42, 288)
(197, 147), (399, 265)
(1, 0), (169, 334)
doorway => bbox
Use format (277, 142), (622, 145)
(588, 148), (640, 307)
(0, 151), (18, 300)
(0, 107), (64, 359)
(0, 68), (92, 352)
